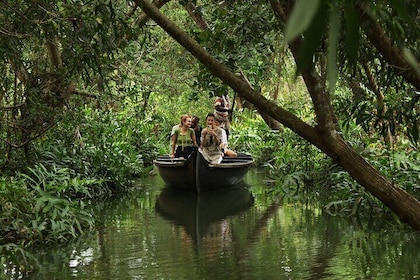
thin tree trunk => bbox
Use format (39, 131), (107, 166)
(361, 61), (393, 146)
(180, 1), (209, 29)
(136, 0), (420, 230)
(238, 71), (282, 130)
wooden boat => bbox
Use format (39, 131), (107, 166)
(153, 148), (254, 193)
(155, 185), (254, 240)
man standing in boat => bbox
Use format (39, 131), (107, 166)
(214, 93), (231, 139)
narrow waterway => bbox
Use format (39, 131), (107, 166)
(26, 170), (420, 279)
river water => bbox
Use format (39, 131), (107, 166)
(25, 170), (420, 279)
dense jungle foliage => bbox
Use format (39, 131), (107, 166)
(1, 0), (419, 275)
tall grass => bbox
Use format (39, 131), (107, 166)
(0, 173), (95, 276)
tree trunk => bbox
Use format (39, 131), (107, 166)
(136, 0), (420, 230)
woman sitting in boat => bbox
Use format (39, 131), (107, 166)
(170, 114), (198, 159)
(200, 113), (224, 164)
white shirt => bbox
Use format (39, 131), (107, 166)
(221, 128), (228, 146)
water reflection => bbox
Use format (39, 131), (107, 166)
(17, 171), (420, 280)
(155, 185), (254, 241)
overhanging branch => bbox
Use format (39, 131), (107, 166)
(135, 0), (323, 150)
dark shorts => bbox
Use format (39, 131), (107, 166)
(175, 146), (194, 158)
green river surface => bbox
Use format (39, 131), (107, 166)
(23, 170), (420, 279)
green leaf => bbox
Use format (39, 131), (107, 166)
(297, 0), (328, 71)
(327, 4), (340, 94)
(403, 48), (420, 77)
(285, 0), (321, 43)
(343, 1), (359, 68)
(389, 0), (410, 21)
(51, 220), (58, 231)
(43, 202), (52, 213)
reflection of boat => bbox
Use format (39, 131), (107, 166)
(153, 149), (254, 193)
(155, 186), (254, 240)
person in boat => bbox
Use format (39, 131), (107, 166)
(170, 114), (196, 152)
(214, 94), (231, 139)
(214, 118), (237, 157)
(170, 114), (190, 141)
(170, 114), (198, 159)
(191, 115), (202, 146)
(200, 113), (224, 164)
(169, 114), (188, 153)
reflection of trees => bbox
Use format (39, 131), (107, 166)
(304, 217), (340, 280)
(28, 176), (420, 279)
(247, 202), (283, 241)
(230, 201), (282, 278)
(96, 226), (112, 278)
(216, 198), (343, 280)
(70, 191), (161, 279)
(29, 190), (420, 279)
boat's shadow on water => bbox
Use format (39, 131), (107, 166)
(155, 183), (254, 240)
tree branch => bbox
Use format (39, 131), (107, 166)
(135, 0), (323, 149)
(0, 121), (56, 148)
(136, 0), (171, 27)
(355, 1), (420, 90)
(0, 103), (25, 111)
